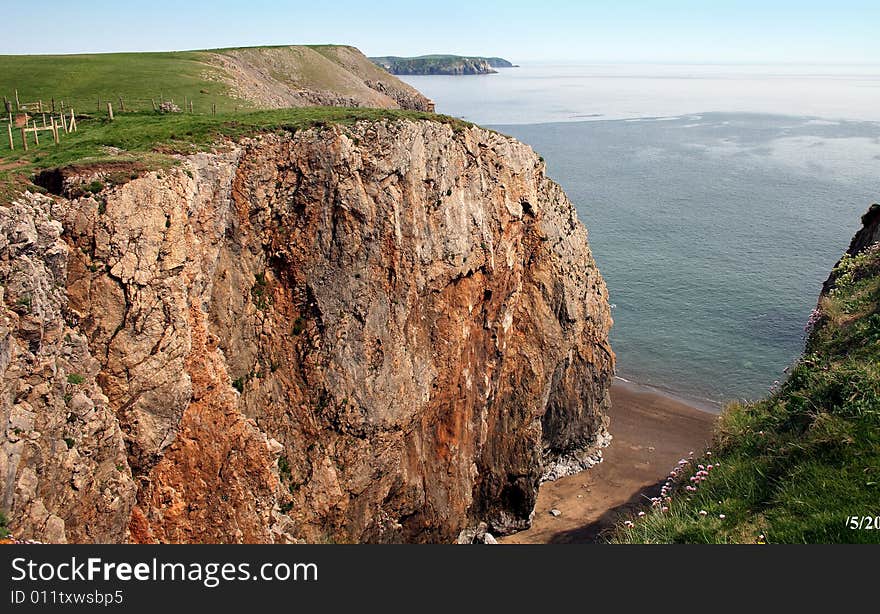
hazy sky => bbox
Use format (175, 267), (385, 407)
(2, 0), (878, 64)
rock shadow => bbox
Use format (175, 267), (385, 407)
(546, 477), (667, 544)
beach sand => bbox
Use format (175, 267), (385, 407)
(501, 379), (717, 543)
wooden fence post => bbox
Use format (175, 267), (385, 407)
(51, 98), (55, 113)
(32, 120), (39, 145)
(42, 113), (47, 128)
(119, 96), (125, 112)
(189, 100), (193, 113)
(15, 89), (20, 109)
(151, 98), (157, 111)
(51, 117), (59, 144)
(107, 102), (113, 121)
(60, 110), (68, 133)
(98, 98), (101, 111)
(7, 122), (13, 150)
(60, 100), (65, 111)
(20, 126), (27, 151)
(69, 109), (77, 132)
(38, 100), (43, 113)
(212, 103), (216, 116)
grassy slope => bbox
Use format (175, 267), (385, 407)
(0, 51), (240, 114)
(217, 46), (379, 101)
(614, 235), (880, 544)
(0, 45), (422, 115)
(312, 45), (426, 93)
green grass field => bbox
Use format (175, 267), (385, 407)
(614, 232), (880, 543)
(0, 51), (242, 115)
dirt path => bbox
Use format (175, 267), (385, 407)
(502, 380), (717, 543)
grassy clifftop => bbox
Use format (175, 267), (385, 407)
(0, 51), (233, 113)
(0, 108), (469, 205)
(615, 207), (880, 543)
(0, 45), (431, 114)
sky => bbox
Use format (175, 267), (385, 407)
(2, 0), (878, 64)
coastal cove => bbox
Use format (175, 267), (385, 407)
(402, 65), (880, 406)
(503, 378), (715, 543)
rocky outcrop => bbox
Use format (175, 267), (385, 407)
(841, 203), (880, 258)
(0, 195), (136, 543)
(823, 203), (880, 294)
(1, 120), (613, 543)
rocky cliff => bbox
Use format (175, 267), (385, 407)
(0, 120), (613, 543)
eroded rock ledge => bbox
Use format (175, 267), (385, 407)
(1, 120), (613, 543)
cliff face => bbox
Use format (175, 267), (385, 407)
(1, 120), (613, 543)
(0, 200), (135, 543)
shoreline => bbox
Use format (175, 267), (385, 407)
(501, 379), (717, 543)
(612, 375), (722, 414)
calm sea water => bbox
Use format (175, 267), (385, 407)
(401, 65), (880, 406)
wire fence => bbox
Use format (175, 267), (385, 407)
(3, 109), (77, 151)
(4, 87), (244, 118)
(2, 89), (243, 152)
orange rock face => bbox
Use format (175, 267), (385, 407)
(1, 120), (613, 542)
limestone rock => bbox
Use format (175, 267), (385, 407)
(0, 119), (613, 543)
(0, 193), (136, 543)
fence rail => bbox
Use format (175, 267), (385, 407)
(4, 89), (236, 117)
(3, 88), (240, 152)
(3, 107), (78, 151)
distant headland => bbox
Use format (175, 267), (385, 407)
(370, 55), (517, 75)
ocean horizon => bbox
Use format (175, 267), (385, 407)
(402, 65), (880, 408)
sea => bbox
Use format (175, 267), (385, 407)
(400, 63), (880, 408)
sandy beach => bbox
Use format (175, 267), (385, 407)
(502, 379), (717, 543)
